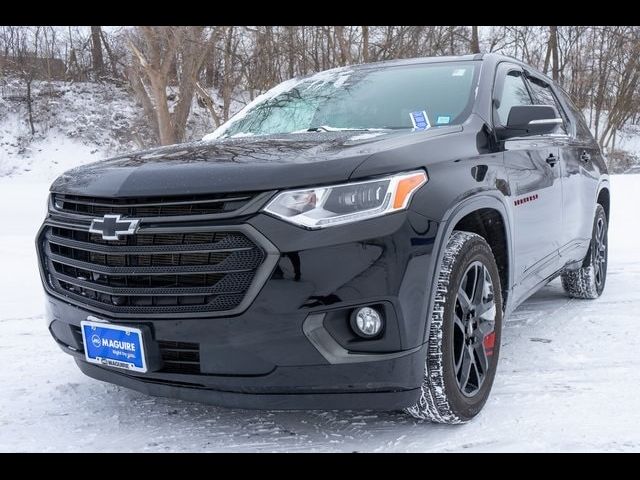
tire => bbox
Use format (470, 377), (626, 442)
(561, 204), (608, 299)
(406, 231), (503, 423)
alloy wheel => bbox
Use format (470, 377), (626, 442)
(453, 261), (497, 397)
(593, 217), (607, 289)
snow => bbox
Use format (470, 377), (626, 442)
(0, 171), (638, 452)
(0, 131), (103, 181)
(0, 79), (149, 178)
(618, 124), (640, 158)
(349, 132), (387, 141)
(584, 109), (640, 160)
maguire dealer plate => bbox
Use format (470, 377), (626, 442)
(80, 318), (147, 373)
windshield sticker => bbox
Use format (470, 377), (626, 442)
(436, 115), (451, 125)
(452, 68), (467, 77)
(410, 111), (431, 131)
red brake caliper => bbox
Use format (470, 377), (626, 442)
(483, 332), (496, 357)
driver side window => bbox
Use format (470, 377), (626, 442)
(497, 71), (533, 125)
(526, 77), (568, 135)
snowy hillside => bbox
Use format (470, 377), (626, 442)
(1, 79), (141, 179)
(0, 77), (236, 180)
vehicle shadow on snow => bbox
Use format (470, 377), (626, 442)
(67, 281), (567, 450)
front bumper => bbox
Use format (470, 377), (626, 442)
(42, 210), (439, 410)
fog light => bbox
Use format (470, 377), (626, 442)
(351, 307), (384, 338)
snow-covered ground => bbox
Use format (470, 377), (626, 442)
(0, 171), (639, 452)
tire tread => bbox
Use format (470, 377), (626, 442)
(560, 204), (607, 300)
(405, 231), (485, 424)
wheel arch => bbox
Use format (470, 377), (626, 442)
(596, 184), (610, 222)
(422, 193), (514, 343)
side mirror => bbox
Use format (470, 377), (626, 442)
(497, 105), (563, 140)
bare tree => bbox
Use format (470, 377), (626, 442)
(13, 26), (42, 135)
(361, 25), (369, 62)
(549, 26), (559, 81)
(470, 26), (480, 53)
(127, 26), (219, 145)
(90, 26), (104, 77)
(2, 25), (640, 163)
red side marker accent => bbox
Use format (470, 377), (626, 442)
(514, 193), (540, 206)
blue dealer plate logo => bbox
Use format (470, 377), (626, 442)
(81, 319), (147, 372)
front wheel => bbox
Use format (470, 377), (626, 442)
(406, 231), (503, 423)
(561, 204), (608, 299)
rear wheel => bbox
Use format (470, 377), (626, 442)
(406, 231), (503, 423)
(561, 204), (608, 299)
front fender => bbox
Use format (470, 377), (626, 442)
(419, 192), (514, 343)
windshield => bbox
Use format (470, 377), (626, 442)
(208, 61), (480, 139)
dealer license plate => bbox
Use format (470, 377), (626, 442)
(80, 318), (147, 373)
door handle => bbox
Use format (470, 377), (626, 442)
(580, 151), (591, 162)
(546, 154), (558, 167)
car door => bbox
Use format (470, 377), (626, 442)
(524, 74), (591, 264)
(552, 86), (602, 264)
(493, 64), (563, 293)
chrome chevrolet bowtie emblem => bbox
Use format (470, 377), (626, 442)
(89, 214), (140, 241)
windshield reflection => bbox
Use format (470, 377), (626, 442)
(210, 62), (479, 139)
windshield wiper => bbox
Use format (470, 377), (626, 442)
(306, 125), (381, 132)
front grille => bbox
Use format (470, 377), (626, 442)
(158, 341), (200, 374)
(53, 192), (257, 218)
(40, 225), (267, 317)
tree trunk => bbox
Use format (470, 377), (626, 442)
(26, 77), (35, 135)
(335, 26), (351, 66)
(449, 26), (455, 54)
(550, 26), (559, 81)
(67, 46), (79, 81)
(287, 26), (295, 78)
(470, 26), (480, 53)
(127, 26), (216, 145)
(172, 79), (196, 142)
(99, 29), (119, 78)
(611, 130), (616, 153)
(222, 26), (234, 121)
(172, 29), (206, 142)
(205, 55), (215, 87)
(90, 26), (104, 77)
(542, 36), (552, 74)
(127, 66), (159, 141)
(362, 25), (369, 62)
(301, 26), (308, 73)
(149, 74), (174, 145)
(195, 82), (221, 127)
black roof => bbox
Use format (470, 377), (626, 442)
(348, 52), (552, 84)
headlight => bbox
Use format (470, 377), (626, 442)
(264, 170), (427, 229)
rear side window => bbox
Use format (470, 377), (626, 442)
(556, 88), (595, 142)
(526, 77), (568, 134)
(496, 71), (533, 125)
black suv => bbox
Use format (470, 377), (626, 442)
(37, 53), (609, 423)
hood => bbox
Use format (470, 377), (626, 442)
(51, 127), (462, 197)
